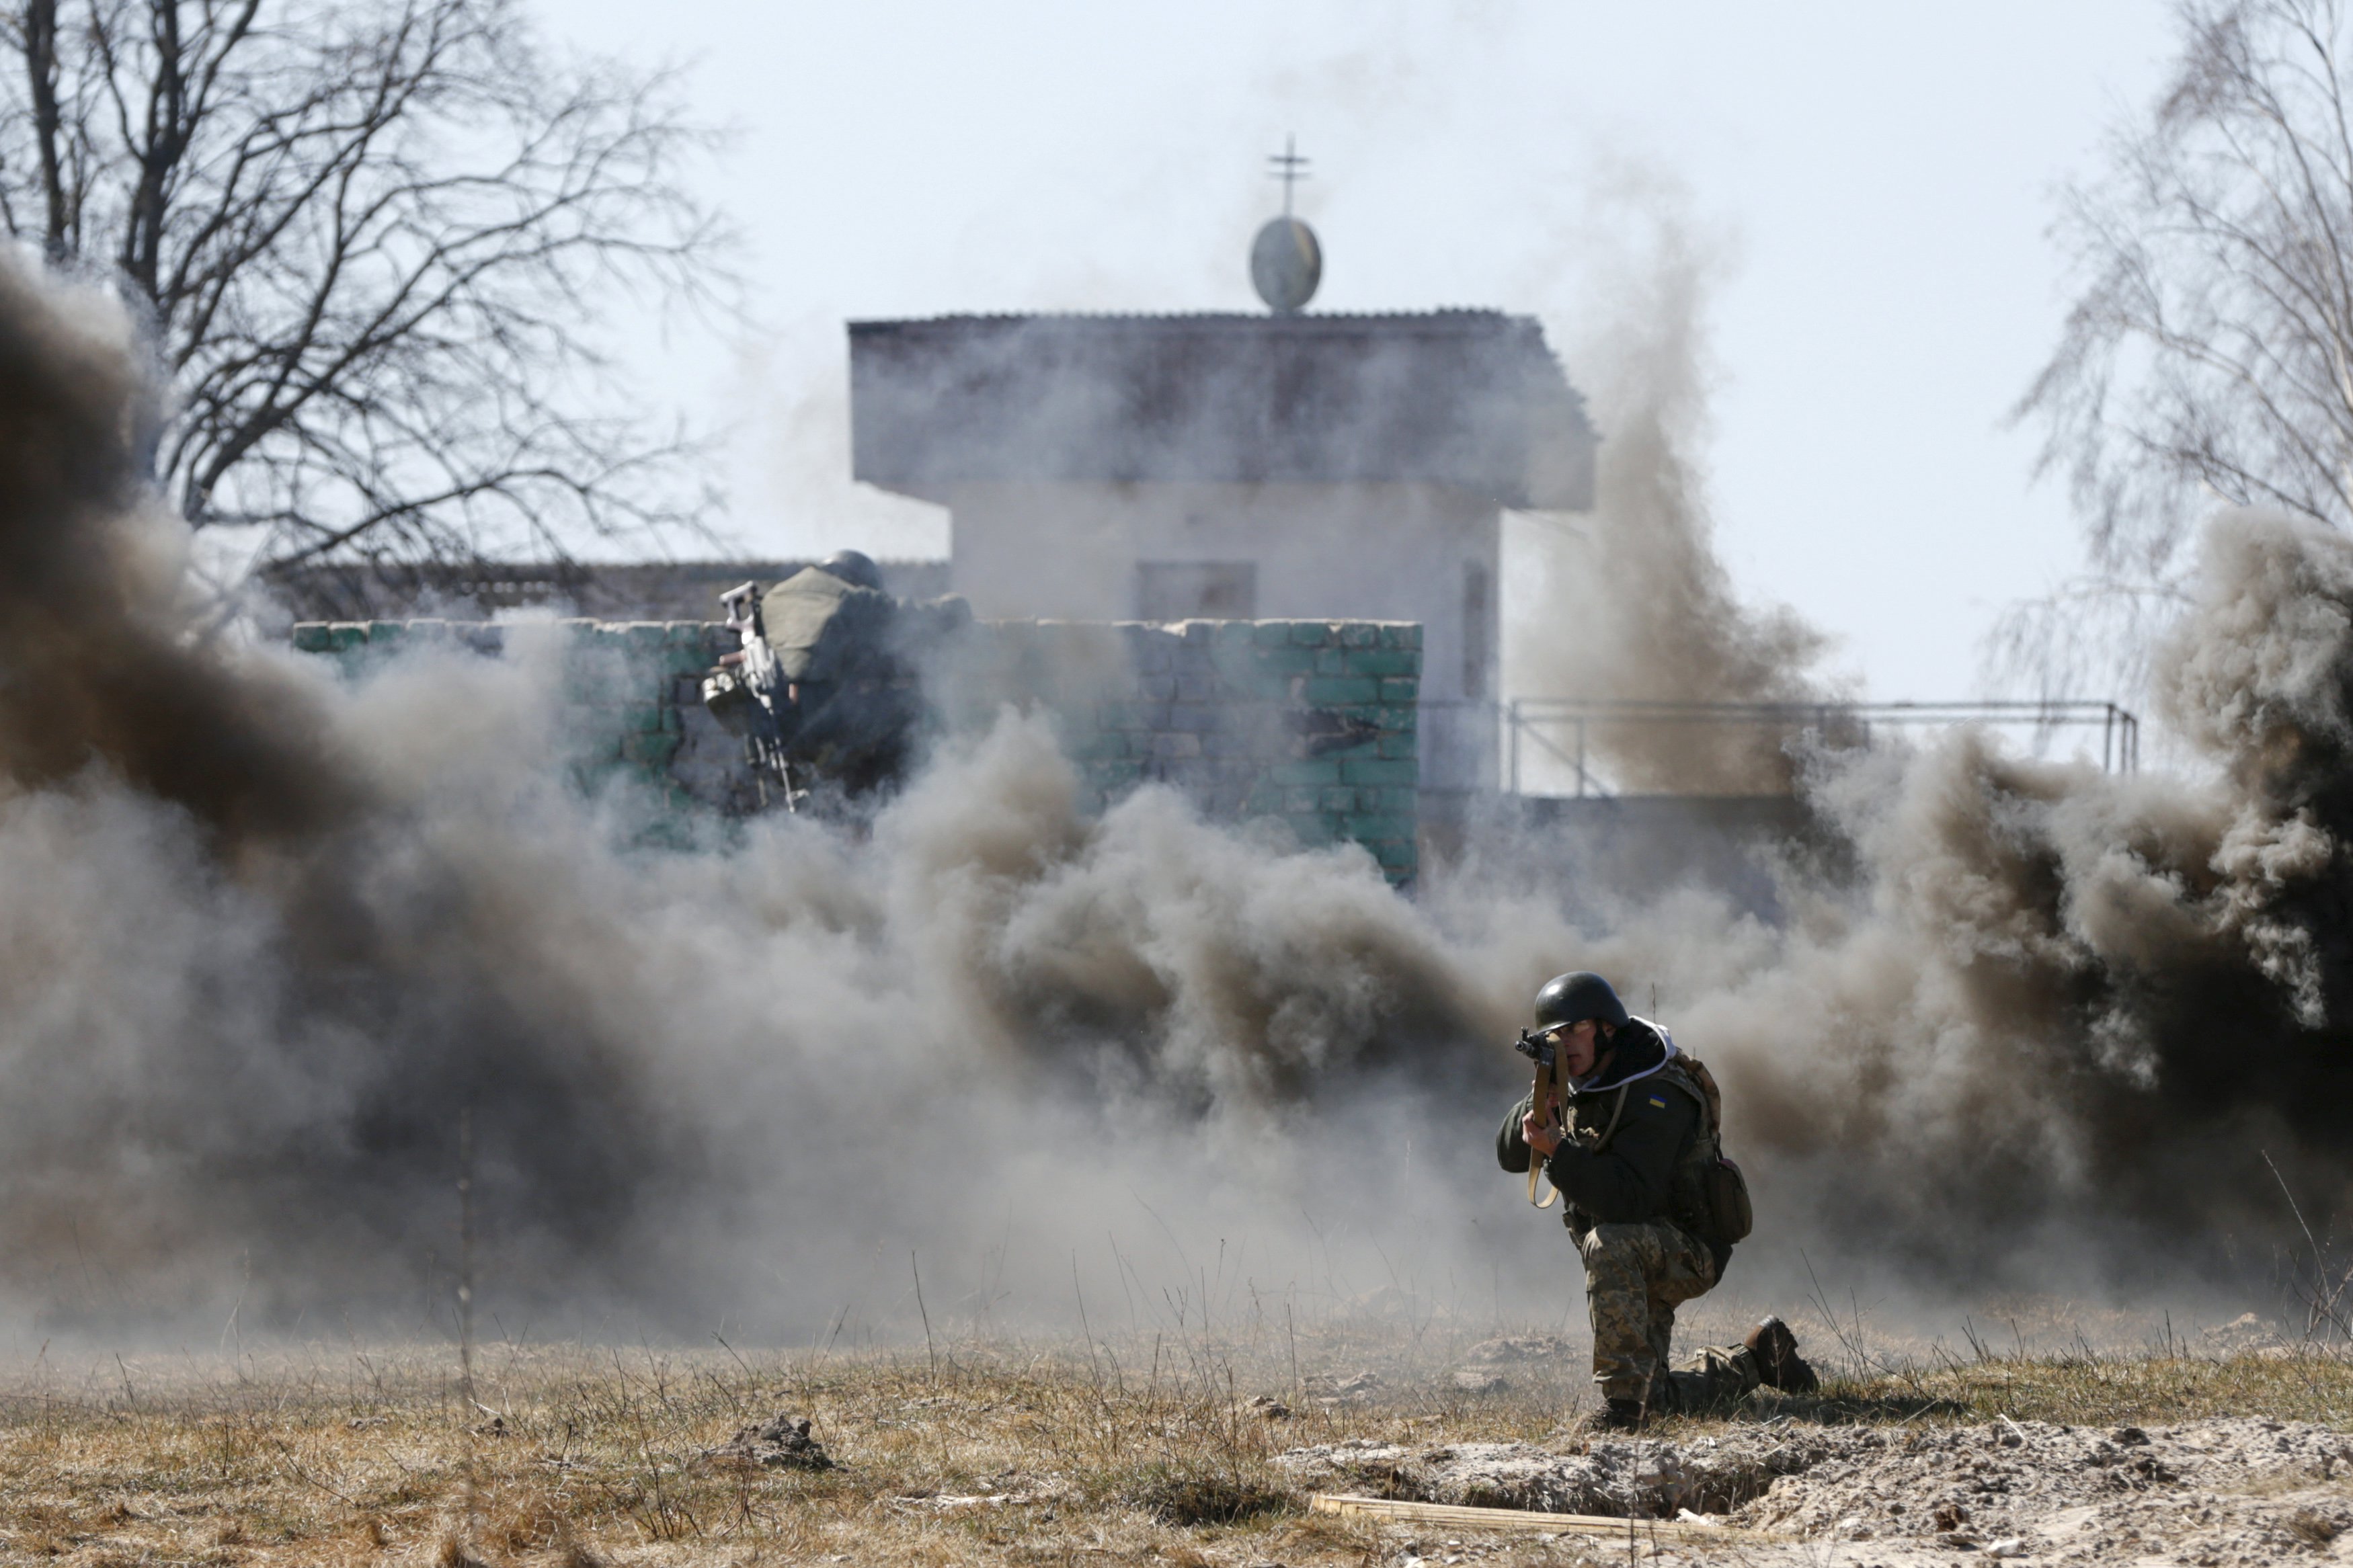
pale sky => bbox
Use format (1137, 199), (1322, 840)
(544, 1), (2180, 705)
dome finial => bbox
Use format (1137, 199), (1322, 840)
(1250, 134), (1321, 314)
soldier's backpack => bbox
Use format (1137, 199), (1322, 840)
(1669, 1050), (1754, 1245)
(1564, 1024), (1756, 1247)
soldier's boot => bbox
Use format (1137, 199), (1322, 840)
(1743, 1316), (1819, 1393)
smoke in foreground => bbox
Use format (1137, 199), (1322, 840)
(7, 251), (2353, 1347)
(0, 251), (1579, 1339)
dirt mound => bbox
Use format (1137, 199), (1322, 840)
(1741, 1416), (2352, 1563)
(1279, 1416), (2353, 1564)
(700, 1412), (834, 1471)
(1302, 1369), (1388, 1406)
(1438, 1337), (1581, 1397)
(1460, 1335), (1576, 1365)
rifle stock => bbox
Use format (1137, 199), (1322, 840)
(1515, 1028), (1562, 1210)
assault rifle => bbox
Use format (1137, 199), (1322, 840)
(1513, 1027), (1565, 1209)
(700, 581), (809, 813)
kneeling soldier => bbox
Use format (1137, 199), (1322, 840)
(1497, 971), (1817, 1430)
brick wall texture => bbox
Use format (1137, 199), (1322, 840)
(291, 616), (1421, 881)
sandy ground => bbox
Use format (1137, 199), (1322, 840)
(1282, 1415), (2353, 1566)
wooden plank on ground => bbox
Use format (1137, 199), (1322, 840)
(1308, 1493), (1780, 1544)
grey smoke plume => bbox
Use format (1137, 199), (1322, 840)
(0, 249), (1574, 1336)
(1515, 192), (1832, 794)
(1490, 184), (2353, 1283)
(12, 242), (2353, 1345)
(1564, 511), (2353, 1290)
(0, 259), (354, 843)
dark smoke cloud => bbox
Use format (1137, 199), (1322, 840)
(0, 253), (724, 1323)
(0, 259), (352, 844)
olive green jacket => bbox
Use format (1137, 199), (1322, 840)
(1494, 1020), (1730, 1272)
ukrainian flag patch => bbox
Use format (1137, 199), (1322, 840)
(1647, 1095), (1667, 1108)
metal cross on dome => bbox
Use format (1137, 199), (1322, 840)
(1267, 135), (1311, 216)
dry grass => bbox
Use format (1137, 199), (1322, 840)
(1, 1329), (2350, 1567)
(1673, 1341), (2353, 1435)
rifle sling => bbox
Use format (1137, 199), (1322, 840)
(1533, 1081), (1633, 1213)
(1591, 1083), (1632, 1152)
(1527, 1055), (1559, 1208)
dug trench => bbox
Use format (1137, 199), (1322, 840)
(1266, 1329), (2353, 1565)
(1279, 1415), (2353, 1565)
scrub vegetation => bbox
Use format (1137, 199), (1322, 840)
(3, 1319), (2349, 1567)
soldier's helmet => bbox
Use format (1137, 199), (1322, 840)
(1532, 971), (1630, 1031)
(820, 549), (883, 591)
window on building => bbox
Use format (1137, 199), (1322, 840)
(1463, 561), (1492, 700)
(1136, 561), (1257, 621)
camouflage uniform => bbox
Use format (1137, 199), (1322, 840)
(1498, 1019), (1755, 1413)
(756, 565), (970, 796)
(1579, 1221), (1762, 1411)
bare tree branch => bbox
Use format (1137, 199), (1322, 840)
(2003, 1), (2353, 704)
(2024, 1), (2353, 564)
(0, 0), (731, 585)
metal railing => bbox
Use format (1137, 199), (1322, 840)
(1417, 700), (1503, 792)
(1474, 698), (2143, 798)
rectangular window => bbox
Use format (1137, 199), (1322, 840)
(1136, 561), (1258, 621)
(1463, 561), (1492, 699)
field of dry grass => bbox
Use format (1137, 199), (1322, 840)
(3, 1315), (2350, 1567)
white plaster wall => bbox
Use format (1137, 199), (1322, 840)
(943, 480), (1500, 704)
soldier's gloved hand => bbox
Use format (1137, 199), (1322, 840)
(1522, 1106), (1564, 1158)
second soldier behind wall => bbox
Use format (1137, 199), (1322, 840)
(1496, 971), (1819, 1431)
(704, 549), (973, 809)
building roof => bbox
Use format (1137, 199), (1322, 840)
(260, 558), (951, 628)
(848, 311), (1595, 509)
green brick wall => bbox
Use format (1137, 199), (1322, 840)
(290, 618), (725, 814)
(292, 615), (1421, 882)
(946, 619), (1421, 882)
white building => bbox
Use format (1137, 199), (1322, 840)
(846, 308), (1595, 788)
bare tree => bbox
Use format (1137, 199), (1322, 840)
(2024, 0), (2353, 574)
(2006, 0), (2353, 705)
(0, 0), (725, 587)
